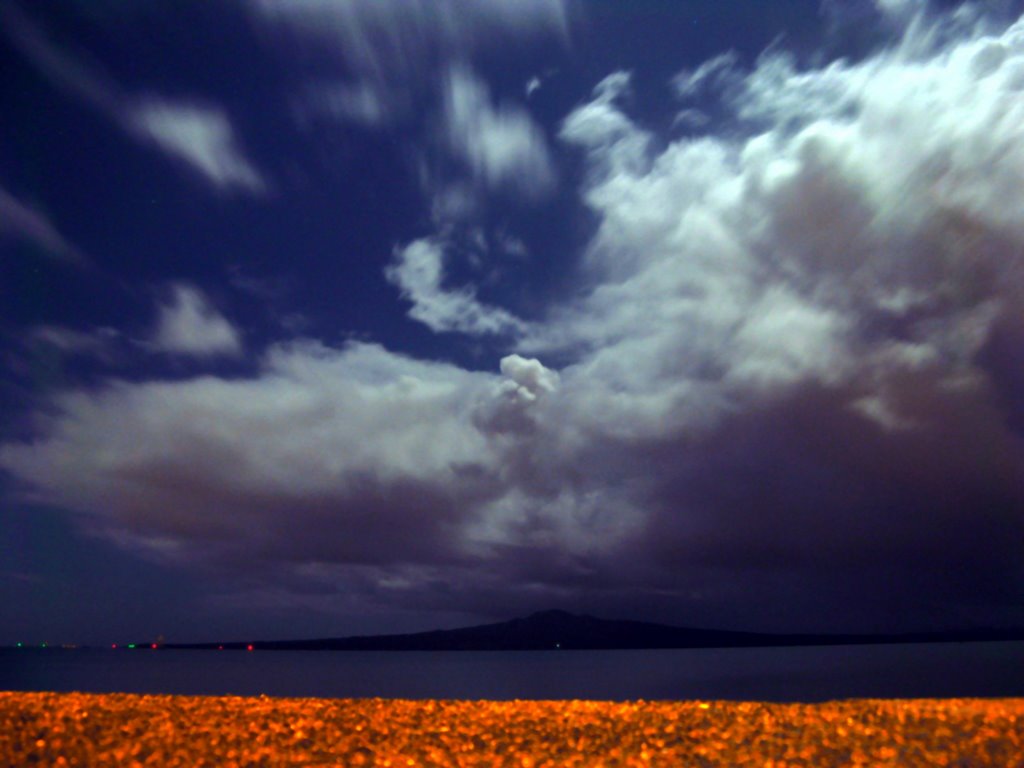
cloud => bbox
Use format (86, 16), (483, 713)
(130, 101), (266, 195)
(4, 7), (1024, 631)
(253, 0), (570, 80)
(541, 11), (1024, 425)
(129, 102), (267, 194)
(295, 82), (395, 129)
(525, 9), (1024, 622)
(0, 4), (266, 195)
(0, 341), (500, 570)
(875, 0), (922, 22)
(672, 108), (711, 129)
(672, 50), (741, 98)
(150, 285), (243, 358)
(0, 185), (88, 266)
(29, 326), (119, 359)
(559, 71), (651, 179)
(442, 66), (555, 196)
(500, 355), (559, 399)
(254, 0), (571, 144)
(386, 238), (526, 336)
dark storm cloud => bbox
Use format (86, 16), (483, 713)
(3, 2), (1024, 633)
(631, 379), (1024, 622)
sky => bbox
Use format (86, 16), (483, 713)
(2, 0), (1024, 646)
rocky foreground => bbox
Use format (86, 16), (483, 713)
(1, 691), (1021, 766)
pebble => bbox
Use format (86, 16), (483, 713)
(1, 691), (1021, 766)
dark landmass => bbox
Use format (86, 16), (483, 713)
(149, 609), (1024, 651)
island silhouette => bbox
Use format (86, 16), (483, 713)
(138, 610), (1024, 651)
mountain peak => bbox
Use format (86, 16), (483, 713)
(524, 609), (579, 621)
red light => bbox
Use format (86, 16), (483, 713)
(218, 645), (224, 651)
(151, 643), (158, 649)
(111, 644), (117, 650)
(247, 644), (254, 652)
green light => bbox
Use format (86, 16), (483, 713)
(40, 643), (47, 648)
(127, 644), (136, 649)
(16, 642), (22, 648)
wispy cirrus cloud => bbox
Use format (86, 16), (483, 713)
(0, 3), (266, 195)
(253, 0), (570, 80)
(257, 0), (572, 145)
(672, 50), (741, 98)
(441, 66), (555, 197)
(294, 82), (396, 129)
(128, 101), (267, 194)
(29, 325), (120, 360)
(0, 185), (88, 266)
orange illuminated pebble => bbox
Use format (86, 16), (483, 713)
(1, 692), (1021, 766)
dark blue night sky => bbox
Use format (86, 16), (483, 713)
(3, 0), (1024, 645)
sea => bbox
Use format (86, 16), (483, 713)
(3, 642), (1024, 701)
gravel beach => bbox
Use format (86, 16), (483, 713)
(2, 691), (1021, 766)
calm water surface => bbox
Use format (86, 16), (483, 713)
(3, 643), (1024, 701)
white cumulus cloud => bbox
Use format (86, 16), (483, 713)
(559, 71), (650, 179)
(537, 11), (1024, 439)
(500, 354), (560, 400)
